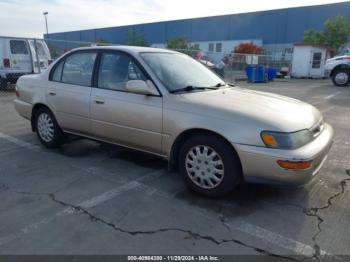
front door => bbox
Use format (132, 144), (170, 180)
(90, 51), (163, 154)
(47, 51), (97, 134)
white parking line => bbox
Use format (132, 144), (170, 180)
(235, 222), (325, 256)
(0, 132), (330, 256)
(324, 91), (342, 100)
(0, 132), (40, 151)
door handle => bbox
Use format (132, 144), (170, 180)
(94, 99), (105, 105)
(49, 91), (56, 96)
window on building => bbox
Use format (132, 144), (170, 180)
(216, 43), (222, 53)
(208, 43), (214, 52)
(312, 52), (322, 69)
(193, 44), (200, 50)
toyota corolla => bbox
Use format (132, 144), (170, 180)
(14, 46), (333, 196)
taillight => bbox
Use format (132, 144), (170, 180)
(15, 85), (20, 97)
(344, 56), (350, 60)
(3, 58), (10, 68)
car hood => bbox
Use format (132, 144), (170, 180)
(165, 87), (321, 133)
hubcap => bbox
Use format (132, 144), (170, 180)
(37, 113), (54, 142)
(335, 72), (349, 85)
(185, 145), (224, 189)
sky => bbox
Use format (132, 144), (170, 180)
(0, 0), (348, 38)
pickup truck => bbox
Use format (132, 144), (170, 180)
(325, 53), (350, 86)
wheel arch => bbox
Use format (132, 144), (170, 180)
(169, 128), (242, 172)
(31, 103), (53, 132)
(331, 64), (350, 76)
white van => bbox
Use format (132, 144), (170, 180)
(0, 36), (51, 89)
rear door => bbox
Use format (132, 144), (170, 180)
(28, 40), (51, 73)
(7, 39), (32, 73)
(47, 50), (97, 134)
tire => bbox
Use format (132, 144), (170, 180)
(34, 107), (65, 148)
(332, 69), (350, 87)
(178, 134), (242, 197)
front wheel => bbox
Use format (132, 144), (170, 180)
(179, 134), (242, 197)
(332, 69), (350, 87)
(35, 107), (65, 148)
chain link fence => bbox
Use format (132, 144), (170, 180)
(1, 37), (293, 96)
(172, 49), (292, 83)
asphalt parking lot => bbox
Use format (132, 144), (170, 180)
(0, 79), (349, 261)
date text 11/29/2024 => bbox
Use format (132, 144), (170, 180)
(127, 256), (219, 261)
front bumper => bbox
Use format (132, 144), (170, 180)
(234, 123), (334, 185)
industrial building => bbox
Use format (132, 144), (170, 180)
(47, 1), (350, 62)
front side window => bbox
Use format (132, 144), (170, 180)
(98, 52), (146, 91)
(10, 40), (29, 55)
(61, 52), (97, 86)
(141, 52), (223, 92)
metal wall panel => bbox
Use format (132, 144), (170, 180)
(46, 2), (350, 46)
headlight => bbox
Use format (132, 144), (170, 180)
(261, 130), (313, 149)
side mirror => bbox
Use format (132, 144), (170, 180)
(126, 80), (159, 96)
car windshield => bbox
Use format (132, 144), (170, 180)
(140, 52), (225, 92)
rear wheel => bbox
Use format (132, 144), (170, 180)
(35, 107), (65, 148)
(332, 69), (350, 87)
(179, 134), (242, 197)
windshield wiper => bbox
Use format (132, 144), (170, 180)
(170, 83), (225, 94)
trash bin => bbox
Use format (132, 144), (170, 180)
(246, 65), (267, 82)
(267, 68), (277, 81)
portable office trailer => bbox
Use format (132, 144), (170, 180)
(291, 44), (331, 78)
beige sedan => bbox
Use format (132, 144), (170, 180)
(14, 46), (333, 196)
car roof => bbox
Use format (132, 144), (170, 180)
(71, 45), (180, 55)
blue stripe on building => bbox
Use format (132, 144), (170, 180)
(46, 2), (350, 46)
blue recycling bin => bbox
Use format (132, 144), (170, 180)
(267, 68), (277, 81)
(246, 65), (267, 82)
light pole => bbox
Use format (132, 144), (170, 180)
(43, 12), (49, 38)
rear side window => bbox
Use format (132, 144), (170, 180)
(10, 40), (29, 54)
(61, 52), (97, 86)
(52, 60), (64, 82)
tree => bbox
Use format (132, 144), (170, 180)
(166, 36), (199, 57)
(304, 15), (350, 50)
(47, 43), (61, 59)
(233, 42), (263, 54)
(126, 29), (149, 47)
(166, 36), (190, 49)
(95, 38), (111, 46)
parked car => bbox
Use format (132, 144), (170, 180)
(0, 36), (51, 89)
(14, 46), (333, 197)
(324, 48), (350, 86)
